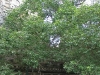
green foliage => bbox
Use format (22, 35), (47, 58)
(0, 64), (21, 75)
(1, 0), (100, 75)
(62, 3), (100, 75)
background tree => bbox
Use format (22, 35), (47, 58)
(0, 0), (100, 75)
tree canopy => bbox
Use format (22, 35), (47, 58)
(0, 0), (100, 75)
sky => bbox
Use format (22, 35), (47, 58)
(1, 0), (95, 7)
(84, 0), (92, 5)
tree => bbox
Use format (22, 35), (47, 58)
(0, 0), (100, 75)
(63, 4), (100, 75)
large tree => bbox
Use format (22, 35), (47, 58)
(0, 0), (100, 75)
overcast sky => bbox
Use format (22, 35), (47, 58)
(84, 0), (92, 5)
(1, 0), (95, 6)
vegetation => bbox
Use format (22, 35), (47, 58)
(0, 0), (100, 75)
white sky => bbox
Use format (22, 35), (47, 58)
(83, 0), (98, 5)
(1, 0), (95, 6)
(83, 0), (92, 5)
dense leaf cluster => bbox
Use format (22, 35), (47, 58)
(0, 0), (100, 75)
